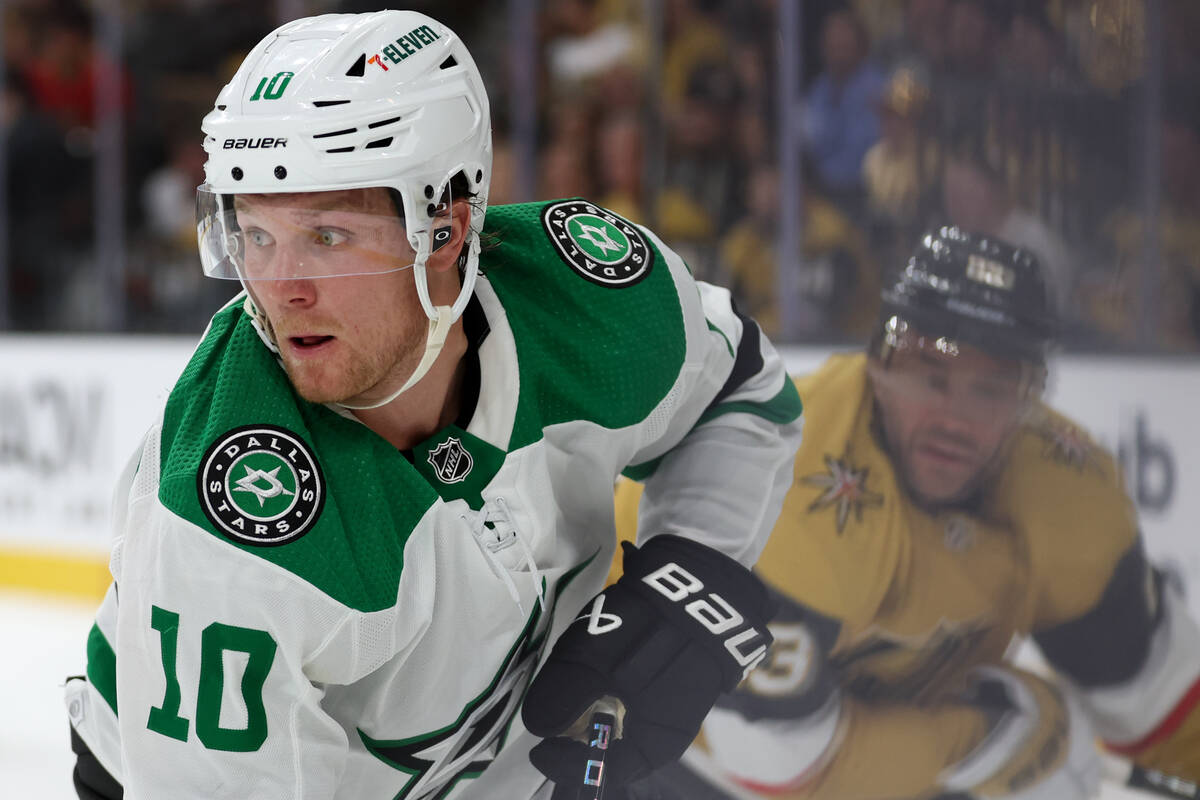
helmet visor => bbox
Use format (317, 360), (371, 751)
(874, 315), (1044, 425)
(196, 184), (435, 281)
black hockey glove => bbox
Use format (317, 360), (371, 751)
(521, 534), (775, 796)
(70, 723), (123, 800)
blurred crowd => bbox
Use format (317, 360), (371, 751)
(3, 0), (1200, 351)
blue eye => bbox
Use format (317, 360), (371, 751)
(246, 229), (273, 248)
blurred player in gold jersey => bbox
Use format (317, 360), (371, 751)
(614, 227), (1200, 800)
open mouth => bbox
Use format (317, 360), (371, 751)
(290, 335), (334, 349)
(919, 441), (973, 465)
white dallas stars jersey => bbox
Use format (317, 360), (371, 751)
(65, 199), (803, 799)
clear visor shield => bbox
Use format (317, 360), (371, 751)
(874, 319), (1044, 425)
(196, 185), (443, 281)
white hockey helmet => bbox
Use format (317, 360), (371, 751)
(197, 10), (492, 325)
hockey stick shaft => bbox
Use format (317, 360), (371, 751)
(1125, 764), (1200, 800)
(1104, 754), (1199, 799)
(572, 696), (624, 800)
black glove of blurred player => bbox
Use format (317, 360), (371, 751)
(521, 534), (775, 796)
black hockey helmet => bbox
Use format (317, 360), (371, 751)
(877, 226), (1057, 365)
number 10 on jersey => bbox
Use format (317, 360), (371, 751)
(146, 605), (278, 752)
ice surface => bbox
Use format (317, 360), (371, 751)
(1, 590), (95, 798)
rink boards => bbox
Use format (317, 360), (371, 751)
(2, 336), (1199, 620)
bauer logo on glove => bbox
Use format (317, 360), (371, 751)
(575, 556), (771, 680)
(522, 535), (776, 796)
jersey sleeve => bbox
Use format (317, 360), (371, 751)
(1015, 408), (1142, 630)
(698, 694), (989, 799)
(66, 581), (124, 785)
(65, 430), (147, 786)
(1015, 408), (1200, 782)
(1097, 579), (1200, 782)
(1033, 530), (1200, 781)
(621, 226), (804, 566)
(65, 422), (379, 799)
(1034, 540), (1200, 784)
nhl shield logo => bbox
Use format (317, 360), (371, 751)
(943, 516), (975, 552)
(198, 425), (324, 546)
(427, 437), (473, 483)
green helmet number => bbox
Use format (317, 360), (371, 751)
(249, 71), (294, 102)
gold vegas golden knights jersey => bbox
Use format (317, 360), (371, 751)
(614, 352), (1200, 799)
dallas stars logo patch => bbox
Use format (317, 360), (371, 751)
(541, 200), (653, 287)
(198, 425), (324, 546)
(801, 454), (884, 533)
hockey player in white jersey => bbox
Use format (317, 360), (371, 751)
(63, 10), (804, 800)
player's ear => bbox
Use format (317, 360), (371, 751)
(865, 354), (884, 383)
(865, 355), (891, 401)
(426, 200), (471, 275)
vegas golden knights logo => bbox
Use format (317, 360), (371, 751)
(427, 437), (473, 483)
(801, 453), (884, 533)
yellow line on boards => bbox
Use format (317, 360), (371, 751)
(0, 547), (110, 603)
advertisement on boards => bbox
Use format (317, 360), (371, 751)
(1, 339), (1197, 619)
(0, 336), (193, 555)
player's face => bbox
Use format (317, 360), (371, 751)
(870, 335), (1036, 507)
(236, 188), (432, 405)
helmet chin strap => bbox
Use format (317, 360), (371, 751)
(337, 304), (454, 411)
(339, 219), (471, 411)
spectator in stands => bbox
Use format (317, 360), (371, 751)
(1164, 2), (1200, 88)
(656, 60), (744, 281)
(19, 1), (132, 131)
(720, 1), (774, 170)
(861, 66), (939, 264)
(537, 100), (599, 201)
(140, 131), (206, 248)
(873, 0), (949, 75)
(595, 111), (646, 224)
(935, 0), (1006, 143)
(128, 128), (235, 333)
(944, 0), (1004, 78)
(1, 67), (86, 329)
(1088, 111), (1200, 350)
(719, 165), (784, 336)
(719, 163), (879, 341)
(1151, 111), (1200, 346)
(538, 138), (595, 202)
(801, 7), (885, 210)
(998, 4), (1066, 83)
(541, 0), (639, 89)
(660, 0), (730, 113)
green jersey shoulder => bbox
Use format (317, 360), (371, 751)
(482, 199), (688, 448)
(157, 303), (438, 613)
